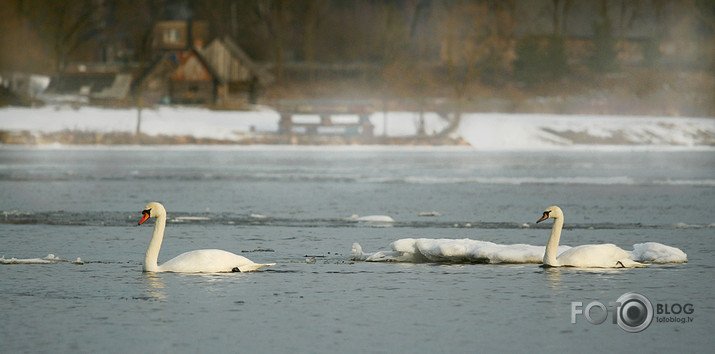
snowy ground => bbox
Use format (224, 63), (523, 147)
(0, 105), (713, 150)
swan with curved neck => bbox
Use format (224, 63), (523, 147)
(138, 202), (275, 273)
(536, 206), (642, 268)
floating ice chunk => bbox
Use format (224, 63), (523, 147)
(44, 254), (60, 261)
(250, 214), (269, 219)
(350, 243), (407, 262)
(351, 238), (570, 264)
(350, 243), (365, 260)
(355, 215), (395, 222)
(1, 254), (86, 265)
(1, 254), (58, 264)
(352, 239), (688, 265)
(348, 215), (395, 227)
(630, 242), (688, 263)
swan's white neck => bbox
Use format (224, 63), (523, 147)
(143, 214), (166, 272)
(543, 216), (564, 267)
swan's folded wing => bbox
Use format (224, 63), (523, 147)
(160, 249), (273, 273)
(557, 243), (631, 268)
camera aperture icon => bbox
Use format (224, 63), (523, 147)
(616, 292), (654, 333)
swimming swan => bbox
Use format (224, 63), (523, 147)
(536, 206), (642, 268)
(138, 202), (275, 273)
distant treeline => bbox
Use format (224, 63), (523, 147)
(1, 0), (712, 78)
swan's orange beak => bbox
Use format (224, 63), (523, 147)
(536, 212), (549, 223)
(138, 211), (150, 225)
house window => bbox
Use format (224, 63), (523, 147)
(164, 28), (180, 44)
(189, 84), (199, 92)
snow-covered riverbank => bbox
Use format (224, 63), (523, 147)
(1, 106), (713, 150)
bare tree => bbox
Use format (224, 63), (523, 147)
(254, 0), (291, 82)
(434, 1), (516, 134)
(17, 1), (106, 73)
(110, 0), (167, 141)
(299, 0), (328, 81)
(0, 1), (51, 73)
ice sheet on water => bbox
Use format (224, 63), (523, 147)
(1, 254), (59, 264)
(0, 254), (84, 265)
(345, 215), (395, 226)
(354, 215), (395, 222)
(350, 239), (569, 263)
(351, 239), (687, 265)
(629, 242), (688, 263)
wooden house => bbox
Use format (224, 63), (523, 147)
(200, 36), (274, 104)
(134, 20), (269, 107)
(169, 49), (222, 104)
(135, 48), (222, 105)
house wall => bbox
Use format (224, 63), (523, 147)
(169, 54), (215, 104)
(141, 76), (171, 105)
(138, 57), (175, 105)
(170, 80), (214, 104)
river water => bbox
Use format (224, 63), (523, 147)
(1, 146), (713, 353)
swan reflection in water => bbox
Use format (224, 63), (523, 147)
(543, 267), (564, 290)
(141, 273), (167, 301)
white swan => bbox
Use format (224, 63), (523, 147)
(536, 206), (642, 268)
(138, 202), (275, 273)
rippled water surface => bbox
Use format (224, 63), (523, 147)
(1, 146), (713, 353)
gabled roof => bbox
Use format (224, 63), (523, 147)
(180, 47), (224, 84)
(92, 74), (132, 99)
(45, 72), (116, 95)
(206, 36), (275, 85)
(132, 55), (178, 89)
(43, 71), (132, 101)
(134, 47), (224, 88)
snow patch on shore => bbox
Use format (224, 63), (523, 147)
(1, 106), (713, 150)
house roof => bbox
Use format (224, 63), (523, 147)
(207, 36), (275, 85)
(134, 47), (224, 88)
(46, 73), (116, 95)
(91, 74), (132, 99)
(44, 72), (131, 100)
(132, 55), (177, 89)
(184, 47), (224, 84)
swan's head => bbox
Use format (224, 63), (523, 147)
(536, 205), (563, 223)
(138, 202), (166, 225)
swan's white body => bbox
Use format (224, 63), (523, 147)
(537, 206), (642, 268)
(139, 202), (274, 273)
